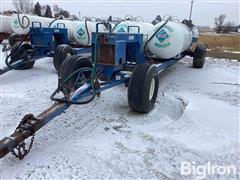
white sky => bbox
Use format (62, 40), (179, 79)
(0, 0), (239, 27)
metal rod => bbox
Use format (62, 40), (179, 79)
(0, 66), (12, 75)
(189, 0), (194, 21)
(0, 59), (25, 75)
(155, 59), (179, 74)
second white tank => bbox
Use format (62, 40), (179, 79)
(73, 21), (107, 46)
(113, 20), (154, 44)
(49, 19), (78, 43)
(0, 15), (13, 33)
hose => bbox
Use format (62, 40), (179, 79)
(5, 42), (22, 68)
(58, 34), (99, 105)
(17, 13), (30, 29)
(5, 28), (33, 69)
(111, 19), (124, 33)
(143, 20), (169, 57)
(61, 67), (96, 104)
(48, 19), (58, 27)
(85, 19), (90, 46)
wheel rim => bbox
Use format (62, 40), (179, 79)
(149, 78), (155, 100)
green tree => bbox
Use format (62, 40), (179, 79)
(44, 5), (52, 18)
(34, 2), (41, 16)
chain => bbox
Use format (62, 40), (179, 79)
(10, 114), (36, 160)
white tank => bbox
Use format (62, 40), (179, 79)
(148, 21), (194, 59)
(49, 19), (78, 43)
(11, 14), (54, 34)
(0, 15), (13, 33)
(113, 20), (154, 44)
(73, 21), (107, 46)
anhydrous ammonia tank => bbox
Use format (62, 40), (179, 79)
(11, 14), (54, 34)
(148, 21), (194, 59)
(49, 20), (78, 43)
(73, 21), (107, 46)
(113, 20), (154, 44)
(0, 15), (13, 33)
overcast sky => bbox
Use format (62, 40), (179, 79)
(0, 0), (239, 27)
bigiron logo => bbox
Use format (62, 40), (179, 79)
(156, 29), (169, 43)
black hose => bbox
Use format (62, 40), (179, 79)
(84, 19), (90, 46)
(48, 19), (58, 27)
(51, 35), (99, 105)
(111, 19), (125, 33)
(5, 29), (33, 69)
(17, 13), (30, 29)
(5, 42), (21, 68)
(143, 20), (169, 57)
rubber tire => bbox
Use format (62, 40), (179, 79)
(10, 42), (35, 70)
(128, 63), (159, 113)
(193, 44), (206, 68)
(59, 55), (93, 95)
(8, 33), (21, 47)
(53, 44), (74, 72)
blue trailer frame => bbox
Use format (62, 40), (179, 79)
(0, 23), (189, 159)
(0, 23), (91, 76)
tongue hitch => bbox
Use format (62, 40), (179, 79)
(0, 101), (67, 159)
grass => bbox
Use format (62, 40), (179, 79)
(198, 33), (240, 60)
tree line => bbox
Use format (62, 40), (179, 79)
(9, 0), (76, 19)
(214, 14), (238, 33)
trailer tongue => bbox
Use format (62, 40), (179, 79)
(0, 102), (66, 159)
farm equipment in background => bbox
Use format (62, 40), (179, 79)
(0, 22), (91, 76)
(0, 21), (206, 159)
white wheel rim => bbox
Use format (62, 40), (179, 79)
(149, 78), (155, 100)
(66, 53), (72, 58)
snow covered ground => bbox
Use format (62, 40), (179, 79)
(0, 48), (239, 179)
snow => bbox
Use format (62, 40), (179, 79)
(0, 47), (239, 179)
(224, 50), (240, 54)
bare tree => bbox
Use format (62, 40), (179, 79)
(214, 14), (226, 33)
(222, 21), (235, 33)
(13, 0), (34, 13)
